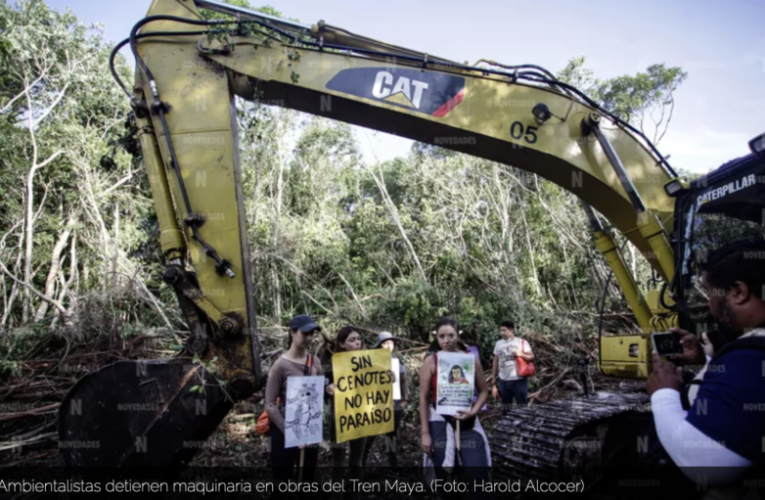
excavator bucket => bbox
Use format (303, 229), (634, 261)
(58, 359), (232, 467)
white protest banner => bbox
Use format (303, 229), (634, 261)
(285, 375), (324, 448)
(435, 352), (475, 415)
(391, 358), (401, 401)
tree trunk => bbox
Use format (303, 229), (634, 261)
(51, 232), (77, 329)
(272, 155), (285, 319)
(519, 201), (541, 297)
(561, 234), (579, 309)
(21, 78), (65, 323)
(112, 202), (120, 288)
(22, 163), (41, 323)
(34, 213), (75, 322)
(1, 220), (24, 328)
(369, 163), (427, 281)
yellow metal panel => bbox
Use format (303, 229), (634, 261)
(139, 57), (247, 319)
(599, 335), (651, 379)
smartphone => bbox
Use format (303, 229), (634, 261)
(651, 332), (684, 356)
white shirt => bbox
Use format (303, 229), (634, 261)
(493, 337), (532, 381)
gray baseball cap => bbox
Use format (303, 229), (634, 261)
(373, 331), (400, 348)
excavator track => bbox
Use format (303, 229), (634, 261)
(492, 391), (656, 487)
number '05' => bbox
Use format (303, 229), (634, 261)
(510, 121), (538, 144)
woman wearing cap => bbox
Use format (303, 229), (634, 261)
(419, 317), (492, 500)
(265, 314), (326, 493)
(363, 331), (408, 470)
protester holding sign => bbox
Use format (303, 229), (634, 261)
(363, 331), (408, 471)
(419, 317), (493, 500)
(265, 314), (324, 495)
(331, 347), (394, 441)
(325, 327), (373, 499)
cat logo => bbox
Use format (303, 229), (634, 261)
(326, 68), (465, 117)
(372, 71), (429, 109)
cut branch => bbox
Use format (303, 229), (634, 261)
(0, 260), (69, 317)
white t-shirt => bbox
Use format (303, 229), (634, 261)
(493, 337), (533, 381)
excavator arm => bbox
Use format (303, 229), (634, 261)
(59, 0), (681, 468)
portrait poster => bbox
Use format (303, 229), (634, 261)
(284, 375), (324, 448)
(435, 352), (475, 415)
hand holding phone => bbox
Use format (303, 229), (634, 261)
(651, 332), (684, 356)
(665, 328), (708, 365)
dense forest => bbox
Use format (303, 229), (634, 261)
(0, 0), (692, 462)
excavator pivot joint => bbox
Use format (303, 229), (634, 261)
(219, 316), (240, 336)
(163, 265), (183, 286)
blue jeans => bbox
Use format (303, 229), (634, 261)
(498, 378), (528, 413)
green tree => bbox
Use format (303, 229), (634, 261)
(0, 0), (165, 333)
(558, 57), (687, 145)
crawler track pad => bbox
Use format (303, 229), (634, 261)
(58, 359), (232, 467)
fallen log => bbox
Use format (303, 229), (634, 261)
(0, 403), (60, 423)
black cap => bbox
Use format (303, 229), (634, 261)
(289, 314), (320, 333)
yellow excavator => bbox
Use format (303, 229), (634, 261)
(58, 0), (765, 480)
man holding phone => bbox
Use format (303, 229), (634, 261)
(647, 239), (765, 490)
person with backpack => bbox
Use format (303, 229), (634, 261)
(647, 239), (765, 495)
(264, 314), (325, 492)
(419, 317), (492, 500)
(491, 321), (534, 414)
(324, 326), (368, 500)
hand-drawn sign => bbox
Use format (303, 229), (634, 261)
(285, 376), (324, 448)
(435, 352), (475, 415)
(332, 349), (394, 443)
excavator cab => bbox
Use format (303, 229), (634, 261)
(671, 132), (765, 347)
